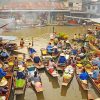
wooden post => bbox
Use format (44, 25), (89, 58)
(32, 37), (33, 46)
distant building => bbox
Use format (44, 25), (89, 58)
(83, 0), (100, 18)
(63, 0), (82, 11)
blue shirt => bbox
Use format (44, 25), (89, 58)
(33, 56), (40, 63)
(47, 45), (53, 53)
(71, 49), (77, 55)
(80, 72), (88, 80)
(58, 56), (67, 64)
(0, 68), (6, 79)
(1, 52), (9, 57)
(92, 70), (99, 79)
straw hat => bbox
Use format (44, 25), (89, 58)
(60, 53), (65, 56)
(18, 54), (24, 61)
(77, 64), (83, 67)
(8, 62), (14, 66)
(0, 77), (8, 86)
(66, 40), (70, 43)
(18, 66), (25, 72)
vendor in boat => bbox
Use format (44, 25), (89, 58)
(79, 68), (89, 84)
(78, 46), (86, 59)
(20, 38), (24, 48)
(71, 46), (78, 55)
(17, 65), (25, 79)
(33, 53), (41, 65)
(92, 55), (100, 70)
(65, 40), (71, 49)
(57, 40), (62, 51)
(32, 71), (40, 83)
(0, 63), (7, 79)
(53, 45), (59, 55)
(28, 43), (36, 56)
(46, 42), (53, 55)
(47, 58), (57, 73)
(0, 49), (9, 61)
(58, 53), (67, 66)
(92, 66), (99, 80)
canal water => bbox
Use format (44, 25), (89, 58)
(3, 26), (99, 100)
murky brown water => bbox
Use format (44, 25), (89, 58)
(3, 26), (99, 100)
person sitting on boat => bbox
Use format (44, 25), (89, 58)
(53, 45), (59, 55)
(0, 63), (6, 79)
(33, 53), (41, 65)
(46, 42), (53, 55)
(28, 43), (36, 56)
(1, 49), (9, 61)
(58, 53), (67, 66)
(17, 65), (25, 79)
(92, 66), (99, 80)
(79, 68), (89, 84)
(47, 59), (57, 74)
(57, 41), (62, 52)
(31, 71), (43, 92)
(32, 71), (40, 83)
(20, 38), (24, 48)
(65, 40), (71, 49)
(78, 46), (86, 59)
(71, 46), (78, 55)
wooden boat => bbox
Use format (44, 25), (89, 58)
(89, 42), (100, 55)
(0, 73), (13, 100)
(26, 65), (43, 92)
(75, 65), (88, 91)
(89, 75), (100, 94)
(62, 66), (74, 86)
(66, 19), (79, 26)
(31, 76), (43, 92)
(45, 66), (59, 77)
(40, 48), (52, 61)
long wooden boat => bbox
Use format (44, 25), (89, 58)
(31, 76), (43, 92)
(26, 66), (43, 92)
(89, 75), (100, 94)
(75, 66), (88, 91)
(62, 66), (74, 86)
(89, 42), (100, 55)
(0, 73), (13, 100)
(45, 66), (59, 77)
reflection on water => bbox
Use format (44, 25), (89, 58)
(45, 71), (60, 89)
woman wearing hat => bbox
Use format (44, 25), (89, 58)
(0, 63), (7, 79)
(58, 53), (67, 66)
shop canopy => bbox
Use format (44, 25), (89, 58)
(0, 36), (17, 41)
(90, 18), (100, 24)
